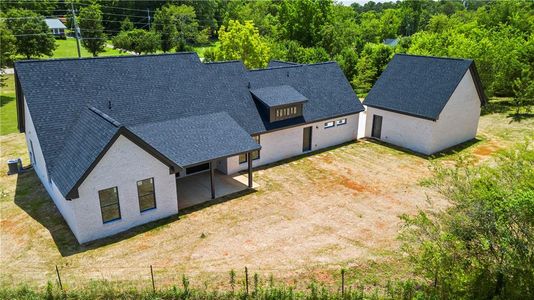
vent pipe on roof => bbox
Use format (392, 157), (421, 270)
(247, 81), (251, 88)
(108, 101), (112, 110)
(287, 71), (289, 77)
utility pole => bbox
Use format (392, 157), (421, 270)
(147, 8), (151, 30)
(71, 1), (81, 58)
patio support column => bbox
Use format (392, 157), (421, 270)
(209, 161), (215, 199)
(247, 152), (253, 188)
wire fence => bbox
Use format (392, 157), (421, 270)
(1, 264), (361, 293)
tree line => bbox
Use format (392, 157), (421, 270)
(1, 0), (532, 105)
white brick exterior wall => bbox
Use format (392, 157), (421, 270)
(365, 69), (481, 155)
(25, 105), (358, 243)
(73, 135), (178, 243)
(224, 114), (359, 174)
(24, 100), (79, 237)
(25, 99), (178, 243)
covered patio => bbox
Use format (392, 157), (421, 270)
(129, 112), (262, 211)
(176, 170), (259, 209)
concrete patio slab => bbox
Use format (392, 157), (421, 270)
(176, 171), (258, 209)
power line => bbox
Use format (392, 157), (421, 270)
(76, 2), (151, 13)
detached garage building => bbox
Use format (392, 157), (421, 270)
(363, 54), (487, 155)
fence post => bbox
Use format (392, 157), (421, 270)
(55, 265), (63, 292)
(150, 265), (155, 293)
(245, 266), (249, 297)
(341, 268), (345, 297)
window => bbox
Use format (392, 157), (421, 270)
(324, 121), (335, 128)
(273, 105), (299, 121)
(137, 178), (156, 212)
(98, 187), (121, 223)
(239, 135), (261, 164)
(336, 118), (347, 126)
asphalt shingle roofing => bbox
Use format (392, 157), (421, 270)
(130, 112), (261, 167)
(15, 53), (363, 199)
(250, 85), (308, 107)
(363, 54), (486, 120)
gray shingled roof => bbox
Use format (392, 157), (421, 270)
(129, 112), (260, 167)
(248, 62), (364, 130)
(15, 53), (362, 199)
(267, 60), (301, 68)
(45, 18), (66, 29)
(363, 54), (486, 120)
(250, 85), (308, 107)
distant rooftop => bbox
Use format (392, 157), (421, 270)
(45, 18), (66, 29)
(383, 38), (399, 47)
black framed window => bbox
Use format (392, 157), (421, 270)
(137, 178), (156, 212)
(324, 121), (335, 128)
(336, 118), (347, 126)
(239, 136), (261, 164)
(98, 187), (121, 223)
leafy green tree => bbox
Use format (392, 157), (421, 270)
(426, 14), (452, 33)
(356, 11), (382, 43)
(112, 29), (160, 55)
(4, 9), (56, 59)
(78, 4), (107, 57)
(222, 0), (280, 37)
(334, 48), (359, 84)
(153, 5), (178, 52)
(352, 43), (393, 93)
(279, 0), (332, 47)
(0, 21), (16, 87)
(120, 17), (134, 32)
(379, 9), (401, 39)
(153, 4), (201, 53)
(401, 142), (534, 299)
(174, 0), (219, 36)
(212, 20), (270, 69)
(0, 0), (58, 16)
(319, 4), (358, 56)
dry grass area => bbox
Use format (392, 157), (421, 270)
(1, 108), (532, 290)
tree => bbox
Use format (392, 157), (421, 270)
(334, 48), (359, 84)
(112, 29), (160, 55)
(0, 21), (16, 87)
(279, 0), (332, 47)
(78, 4), (106, 57)
(153, 5), (178, 52)
(401, 142), (534, 298)
(352, 43), (393, 93)
(319, 5), (358, 56)
(379, 9), (401, 39)
(153, 4), (201, 53)
(4, 9), (56, 59)
(222, 0), (280, 37)
(212, 20), (270, 69)
(120, 17), (134, 32)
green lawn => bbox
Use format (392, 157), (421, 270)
(0, 75), (16, 135)
(51, 38), (127, 59)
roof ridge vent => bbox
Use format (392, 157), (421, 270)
(88, 106), (121, 127)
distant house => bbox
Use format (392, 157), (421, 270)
(363, 54), (487, 155)
(383, 38), (399, 47)
(14, 53), (364, 243)
(45, 18), (66, 39)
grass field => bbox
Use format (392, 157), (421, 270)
(0, 75), (16, 135)
(0, 97), (532, 290)
(52, 38), (127, 59)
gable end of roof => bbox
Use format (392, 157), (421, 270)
(65, 127), (182, 200)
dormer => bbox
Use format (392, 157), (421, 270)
(250, 85), (308, 123)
